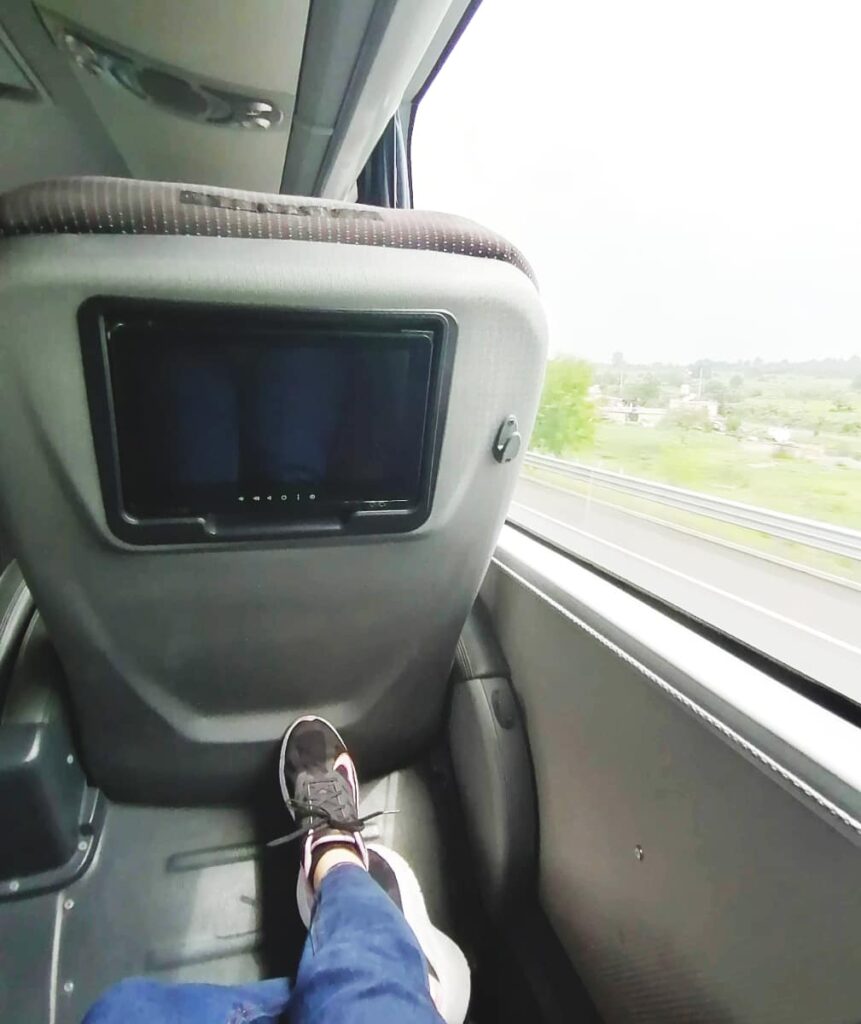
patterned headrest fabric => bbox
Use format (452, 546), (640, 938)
(0, 176), (535, 283)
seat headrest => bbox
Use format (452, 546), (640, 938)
(0, 176), (535, 283)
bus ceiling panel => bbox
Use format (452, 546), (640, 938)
(29, 0), (309, 192)
(0, 4), (125, 191)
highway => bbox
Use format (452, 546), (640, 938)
(510, 475), (861, 706)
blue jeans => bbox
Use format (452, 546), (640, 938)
(83, 864), (443, 1024)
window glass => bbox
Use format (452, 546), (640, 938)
(413, 0), (861, 703)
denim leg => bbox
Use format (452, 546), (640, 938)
(289, 863), (443, 1024)
(82, 975), (291, 1024)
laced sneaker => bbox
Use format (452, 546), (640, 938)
(274, 715), (373, 878)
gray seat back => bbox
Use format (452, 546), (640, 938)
(0, 177), (546, 801)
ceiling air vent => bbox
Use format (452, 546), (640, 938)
(50, 20), (282, 130)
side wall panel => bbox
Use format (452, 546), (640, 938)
(484, 555), (861, 1024)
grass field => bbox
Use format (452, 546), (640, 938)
(574, 422), (861, 530)
(731, 374), (861, 460)
(529, 360), (861, 580)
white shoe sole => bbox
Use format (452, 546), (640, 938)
(296, 843), (471, 1024)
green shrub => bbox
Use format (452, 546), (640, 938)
(531, 358), (596, 455)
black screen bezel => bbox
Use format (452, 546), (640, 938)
(79, 298), (456, 545)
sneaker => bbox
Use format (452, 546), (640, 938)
(277, 715), (370, 879)
(296, 843), (472, 1024)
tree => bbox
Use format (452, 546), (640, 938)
(531, 359), (595, 455)
(622, 373), (660, 406)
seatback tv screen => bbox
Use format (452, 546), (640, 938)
(80, 302), (453, 543)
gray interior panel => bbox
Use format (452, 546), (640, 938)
(0, 232), (545, 800)
(448, 600), (538, 914)
(449, 676), (537, 914)
(0, 613), (104, 898)
(482, 551), (861, 1024)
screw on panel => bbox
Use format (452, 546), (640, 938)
(8, 880), (19, 893)
(634, 845), (644, 861)
(66, 754), (75, 765)
(77, 840), (88, 853)
(63, 981), (75, 994)
(63, 898), (75, 911)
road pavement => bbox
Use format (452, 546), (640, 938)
(510, 476), (861, 706)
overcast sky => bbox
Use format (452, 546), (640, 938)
(412, 0), (861, 365)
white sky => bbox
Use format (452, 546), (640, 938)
(412, 1), (861, 364)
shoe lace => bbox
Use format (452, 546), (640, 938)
(267, 797), (391, 849)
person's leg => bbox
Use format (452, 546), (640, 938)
(289, 859), (442, 1024)
(82, 976), (290, 1024)
(278, 716), (447, 1024)
(295, 844), (471, 1024)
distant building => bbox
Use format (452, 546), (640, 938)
(668, 397), (720, 421)
(600, 398), (665, 427)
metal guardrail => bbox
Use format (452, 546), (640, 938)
(523, 452), (861, 561)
